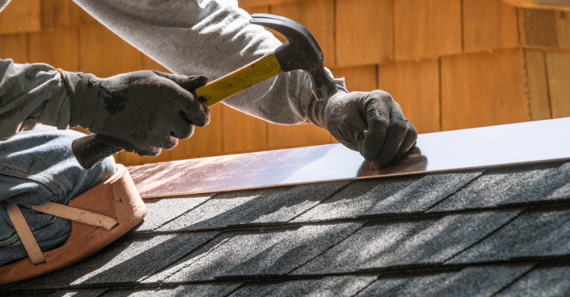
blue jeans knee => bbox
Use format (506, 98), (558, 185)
(0, 126), (116, 266)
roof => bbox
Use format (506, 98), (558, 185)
(2, 157), (570, 296)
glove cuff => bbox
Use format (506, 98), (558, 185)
(61, 71), (108, 131)
(306, 77), (349, 129)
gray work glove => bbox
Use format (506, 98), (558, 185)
(61, 70), (209, 156)
(309, 90), (418, 165)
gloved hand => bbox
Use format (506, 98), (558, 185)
(309, 90), (418, 165)
(61, 70), (209, 156)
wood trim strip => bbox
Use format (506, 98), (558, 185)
(5, 204), (45, 265)
(24, 202), (118, 231)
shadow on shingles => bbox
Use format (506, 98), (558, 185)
(170, 183), (344, 231)
(359, 265), (532, 297)
(14, 230), (216, 289)
(227, 275), (376, 297)
(294, 211), (519, 275)
(14, 187), (347, 289)
(165, 222), (361, 282)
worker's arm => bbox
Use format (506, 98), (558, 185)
(0, 59), (210, 157)
(73, 0), (316, 125)
(0, 59), (70, 141)
(74, 0), (417, 162)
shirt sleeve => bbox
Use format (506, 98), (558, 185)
(72, 0), (347, 125)
(0, 59), (70, 140)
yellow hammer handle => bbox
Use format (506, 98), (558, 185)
(196, 54), (283, 107)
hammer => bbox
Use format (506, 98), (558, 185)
(72, 14), (338, 169)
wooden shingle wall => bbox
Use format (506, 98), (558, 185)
(0, 0), (568, 165)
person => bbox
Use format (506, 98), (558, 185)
(0, 0), (417, 266)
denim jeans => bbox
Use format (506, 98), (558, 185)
(0, 126), (116, 266)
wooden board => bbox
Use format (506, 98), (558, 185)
(463, 0), (519, 53)
(140, 54), (170, 73)
(441, 49), (528, 130)
(222, 105), (268, 155)
(394, 0), (462, 61)
(524, 49), (552, 120)
(29, 28), (79, 71)
(519, 8), (570, 49)
(503, 0), (570, 10)
(544, 50), (570, 118)
(336, 0), (394, 67)
(241, 4), (270, 15)
(378, 59), (441, 133)
(0, 0), (41, 34)
(267, 123), (333, 150)
(40, 0), (82, 29)
(0, 34), (28, 63)
(78, 23), (142, 78)
(332, 65), (378, 92)
(239, 0), (298, 7)
(270, 0), (334, 68)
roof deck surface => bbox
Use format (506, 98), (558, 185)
(3, 120), (570, 296)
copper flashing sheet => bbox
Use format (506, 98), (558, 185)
(129, 118), (570, 199)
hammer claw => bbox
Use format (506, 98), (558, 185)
(250, 13), (337, 101)
(250, 13), (292, 22)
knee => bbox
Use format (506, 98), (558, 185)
(0, 126), (117, 205)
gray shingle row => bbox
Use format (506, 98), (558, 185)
(15, 232), (219, 290)
(449, 209), (570, 264)
(157, 181), (349, 232)
(37, 265), (546, 297)
(5, 161), (570, 296)
(431, 162), (570, 212)
(293, 211), (521, 275)
(156, 223), (362, 283)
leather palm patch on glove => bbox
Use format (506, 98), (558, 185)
(62, 70), (209, 156)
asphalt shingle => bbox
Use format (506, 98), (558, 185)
(102, 283), (242, 297)
(134, 195), (210, 231)
(449, 210), (570, 264)
(293, 177), (419, 222)
(249, 181), (350, 224)
(230, 276), (377, 297)
(495, 266), (570, 296)
(500, 162), (570, 205)
(49, 289), (108, 297)
(15, 233), (218, 289)
(356, 265), (532, 297)
(361, 171), (483, 215)
(429, 163), (565, 212)
(293, 211), (520, 274)
(157, 223), (362, 282)
(156, 182), (351, 231)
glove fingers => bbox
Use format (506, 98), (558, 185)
(395, 121), (418, 158)
(153, 71), (209, 92)
(157, 76), (210, 128)
(360, 100), (389, 161)
(148, 115), (179, 152)
(170, 112), (196, 140)
(374, 113), (409, 166)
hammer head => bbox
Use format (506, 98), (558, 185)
(250, 14), (338, 101)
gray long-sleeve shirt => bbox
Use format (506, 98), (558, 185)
(0, 0), (346, 141)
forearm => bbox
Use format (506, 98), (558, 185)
(0, 59), (70, 140)
(73, 0), (346, 125)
